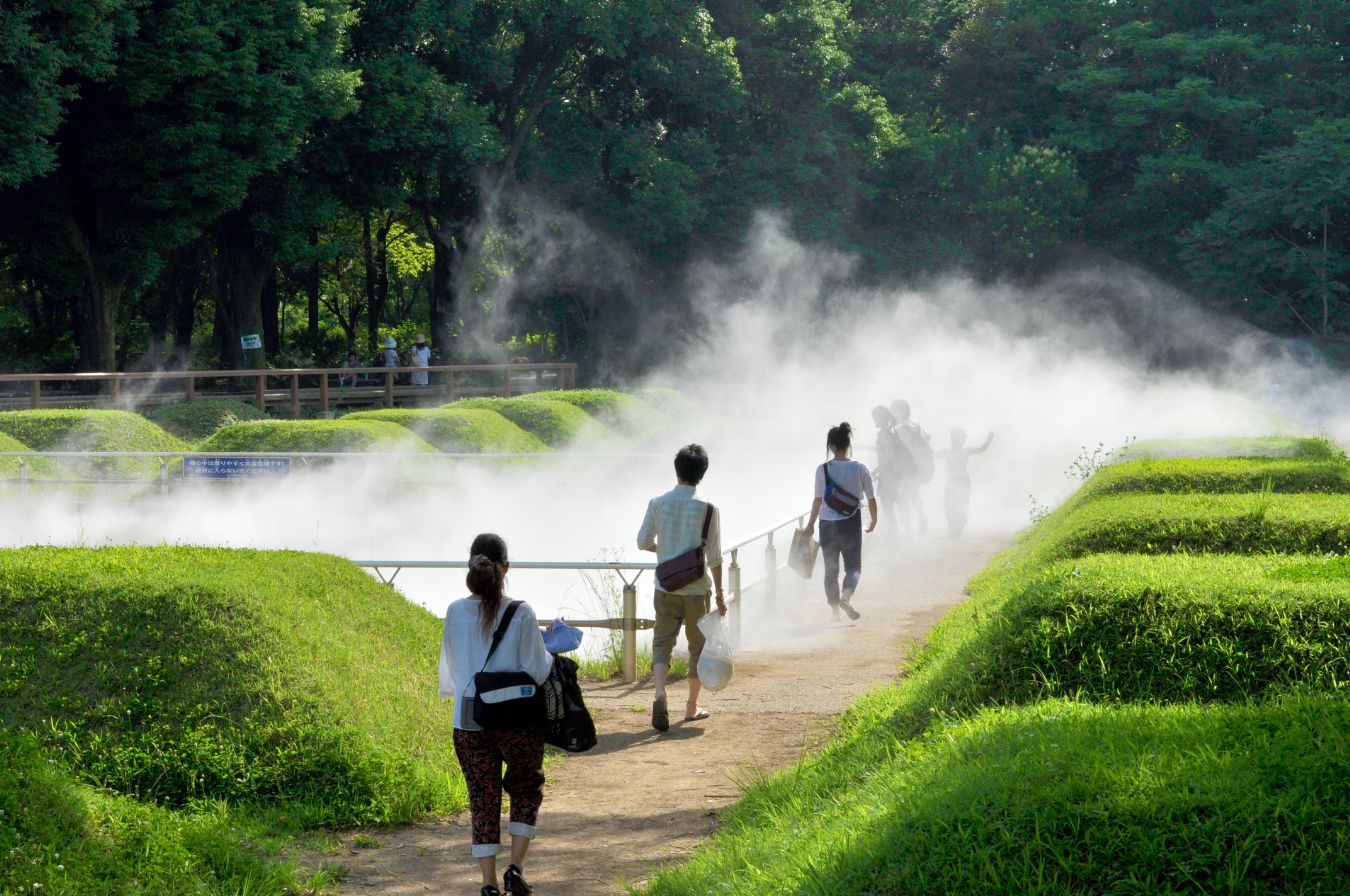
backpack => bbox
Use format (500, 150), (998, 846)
(882, 427), (918, 480)
(540, 655), (597, 753)
(898, 423), (934, 484)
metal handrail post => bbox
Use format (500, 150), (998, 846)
(622, 577), (638, 683)
(764, 530), (778, 608)
(728, 548), (742, 646)
(19, 458), (27, 498)
(159, 459), (168, 497)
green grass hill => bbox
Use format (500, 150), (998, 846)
(447, 396), (606, 446)
(143, 398), (270, 442)
(0, 409), (188, 478)
(343, 407), (548, 453)
(197, 418), (436, 454)
(0, 547), (461, 830)
(536, 388), (660, 437)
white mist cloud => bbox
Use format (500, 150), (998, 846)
(3, 211), (1345, 660)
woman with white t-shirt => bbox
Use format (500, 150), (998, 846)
(804, 422), (879, 622)
(439, 533), (552, 896)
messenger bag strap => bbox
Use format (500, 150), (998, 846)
(479, 600), (523, 673)
(699, 503), (714, 546)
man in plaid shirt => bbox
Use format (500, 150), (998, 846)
(637, 444), (725, 731)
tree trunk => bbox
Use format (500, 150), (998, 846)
(307, 228), (320, 347)
(376, 213), (391, 339)
(215, 210), (270, 370)
(364, 212), (381, 353)
(261, 266), (280, 354)
(63, 214), (122, 373)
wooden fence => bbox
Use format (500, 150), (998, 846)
(0, 363), (577, 416)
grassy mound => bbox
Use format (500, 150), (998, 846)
(647, 698), (1350, 896)
(448, 397), (604, 446)
(197, 419), (435, 454)
(0, 728), (311, 896)
(1071, 456), (1350, 504)
(953, 553), (1350, 709)
(536, 389), (659, 436)
(0, 431), (63, 482)
(143, 398), (269, 442)
(0, 547), (461, 828)
(1122, 435), (1345, 461)
(344, 408), (548, 453)
(0, 409), (188, 478)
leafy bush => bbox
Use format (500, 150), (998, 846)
(143, 398), (268, 442)
(0, 547), (462, 827)
(0, 409), (188, 478)
(0, 728), (309, 896)
(448, 397), (604, 446)
(197, 419), (435, 454)
(647, 698), (1350, 896)
(344, 408), (548, 453)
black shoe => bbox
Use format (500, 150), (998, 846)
(482, 886), (502, 896)
(504, 864), (533, 896)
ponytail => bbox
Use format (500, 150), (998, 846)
(466, 533), (509, 639)
(827, 421), (853, 455)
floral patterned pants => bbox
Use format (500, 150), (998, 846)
(453, 725), (546, 857)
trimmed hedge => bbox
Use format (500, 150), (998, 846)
(343, 407), (548, 453)
(197, 418), (435, 454)
(0, 409), (188, 478)
(0, 547), (462, 828)
(143, 398), (269, 442)
(1071, 456), (1350, 504)
(448, 397), (604, 446)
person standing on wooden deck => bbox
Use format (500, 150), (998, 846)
(410, 334), (431, 386)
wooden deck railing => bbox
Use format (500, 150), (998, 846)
(0, 362), (577, 415)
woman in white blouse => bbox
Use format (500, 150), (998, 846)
(439, 533), (553, 896)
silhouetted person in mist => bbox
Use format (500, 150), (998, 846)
(439, 533), (552, 896)
(937, 429), (995, 537)
(870, 405), (912, 536)
(637, 444), (725, 731)
(889, 399), (933, 538)
(804, 423), (878, 622)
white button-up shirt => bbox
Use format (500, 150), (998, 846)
(637, 483), (722, 596)
(439, 597), (553, 731)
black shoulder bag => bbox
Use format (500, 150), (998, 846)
(655, 503), (715, 592)
(822, 463), (861, 516)
(471, 600), (545, 729)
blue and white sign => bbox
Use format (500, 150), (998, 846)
(183, 456), (291, 479)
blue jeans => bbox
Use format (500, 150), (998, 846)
(818, 512), (862, 605)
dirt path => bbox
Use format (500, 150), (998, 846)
(322, 534), (1006, 895)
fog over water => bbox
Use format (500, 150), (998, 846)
(3, 215), (1346, 644)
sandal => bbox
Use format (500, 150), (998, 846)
(651, 697), (669, 732)
(683, 708), (710, 722)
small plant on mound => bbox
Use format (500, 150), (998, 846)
(0, 547), (462, 827)
(0, 409), (188, 478)
(448, 397), (604, 447)
(344, 408), (548, 453)
(143, 398), (268, 442)
(198, 418), (435, 454)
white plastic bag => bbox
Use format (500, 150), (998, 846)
(696, 610), (734, 691)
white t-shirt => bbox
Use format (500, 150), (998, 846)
(439, 597), (554, 731)
(814, 458), (875, 522)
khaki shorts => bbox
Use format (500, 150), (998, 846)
(652, 590), (710, 675)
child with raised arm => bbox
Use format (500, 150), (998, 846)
(937, 428), (994, 537)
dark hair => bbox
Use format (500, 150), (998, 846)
(871, 405), (895, 428)
(827, 422), (852, 454)
(889, 399), (911, 422)
(466, 533), (509, 639)
(674, 443), (709, 485)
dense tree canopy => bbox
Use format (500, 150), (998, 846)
(0, 0), (1345, 376)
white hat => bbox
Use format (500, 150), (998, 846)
(383, 336), (396, 348)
